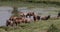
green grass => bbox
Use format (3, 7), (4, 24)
(0, 1), (60, 8)
(0, 19), (60, 32)
(0, 1), (60, 32)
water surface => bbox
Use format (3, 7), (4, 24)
(0, 7), (13, 26)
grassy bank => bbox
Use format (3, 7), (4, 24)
(0, 19), (60, 32)
(0, 1), (60, 8)
(1, 0), (60, 6)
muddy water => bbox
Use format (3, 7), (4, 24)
(0, 7), (60, 26)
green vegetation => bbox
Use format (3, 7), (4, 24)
(12, 6), (18, 14)
(0, 0), (60, 5)
(47, 24), (60, 32)
(12, 6), (19, 16)
(0, 19), (60, 32)
(0, 0), (60, 32)
(0, 0), (60, 7)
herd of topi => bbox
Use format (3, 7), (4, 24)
(6, 11), (60, 26)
